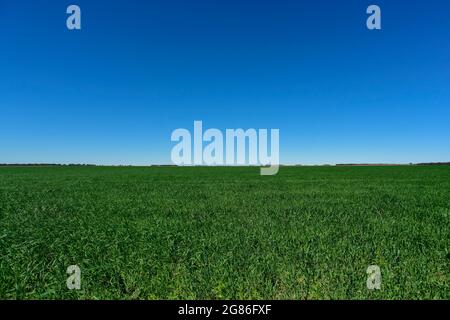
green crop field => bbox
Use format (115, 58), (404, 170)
(0, 166), (448, 299)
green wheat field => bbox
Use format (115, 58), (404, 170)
(0, 166), (448, 299)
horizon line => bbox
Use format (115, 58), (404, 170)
(1, 162), (450, 167)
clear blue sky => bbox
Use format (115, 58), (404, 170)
(1, 0), (449, 165)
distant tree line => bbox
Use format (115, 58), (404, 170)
(336, 164), (402, 166)
(416, 162), (450, 166)
(1, 162), (449, 167)
(0, 164), (97, 167)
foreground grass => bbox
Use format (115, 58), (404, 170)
(0, 166), (448, 299)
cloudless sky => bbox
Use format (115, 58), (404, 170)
(1, 0), (449, 165)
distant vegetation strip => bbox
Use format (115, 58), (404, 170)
(1, 163), (450, 167)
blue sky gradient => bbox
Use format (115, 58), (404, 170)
(1, 0), (449, 165)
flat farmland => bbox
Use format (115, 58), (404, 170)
(0, 166), (448, 299)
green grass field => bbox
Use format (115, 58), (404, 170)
(0, 166), (448, 299)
